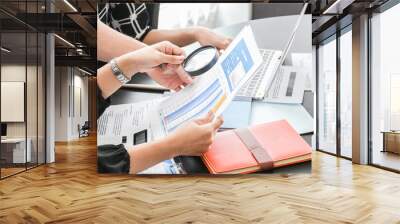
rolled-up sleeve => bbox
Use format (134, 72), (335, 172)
(97, 144), (130, 173)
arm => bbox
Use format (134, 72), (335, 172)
(127, 134), (177, 173)
(97, 54), (138, 99)
(97, 20), (147, 62)
(143, 28), (197, 47)
(97, 41), (186, 99)
(143, 27), (231, 49)
(128, 112), (223, 174)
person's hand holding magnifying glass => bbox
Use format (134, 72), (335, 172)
(141, 41), (194, 91)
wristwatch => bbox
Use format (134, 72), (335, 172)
(110, 59), (131, 84)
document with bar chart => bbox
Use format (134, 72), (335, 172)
(158, 26), (262, 134)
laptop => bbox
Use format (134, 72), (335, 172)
(235, 3), (308, 100)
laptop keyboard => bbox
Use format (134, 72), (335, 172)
(236, 49), (278, 99)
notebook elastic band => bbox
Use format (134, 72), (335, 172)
(234, 128), (273, 170)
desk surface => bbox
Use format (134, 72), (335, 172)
(109, 15), (313, 174)
(1, 138), (26, 143)
(381, 131), (400, 134)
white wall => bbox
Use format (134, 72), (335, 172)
(54, 66), (69, 141)
(1, 64), (46, 164)
(71, 73), (89, 139)
(54, 67), (89, 141)
(1, 65), (40, 138)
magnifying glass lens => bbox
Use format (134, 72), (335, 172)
(184, 48), (216, 72)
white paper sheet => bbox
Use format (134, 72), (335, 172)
(97, 99), (161, 146)
(158, 26), (262, 134)
(97, 99), (183, 174)
(264, 66), (307, 104)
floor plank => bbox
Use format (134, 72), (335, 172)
(0, 135), (400, 224)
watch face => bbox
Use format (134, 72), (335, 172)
(118, 74), (128, 83)
(111, 59), (129, 83)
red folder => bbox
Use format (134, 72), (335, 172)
(202, 120), (312, 174)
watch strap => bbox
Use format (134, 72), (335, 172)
(110, 59), (131, 84)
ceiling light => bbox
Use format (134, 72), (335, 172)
(1, 47), (11, 53)
(54, 34), (75, 48)
(63, 0), (78, 12)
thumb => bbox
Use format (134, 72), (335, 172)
(174, 65), (193, 85)
(194, 111), (214, 125)
(203, 115), (223, 131)
(211, 116), (223, 131)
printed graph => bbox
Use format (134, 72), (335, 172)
(162, 79), (226, 133)
(221, 39), (254, 91)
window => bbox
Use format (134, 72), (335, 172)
(370, 2), (400, 171)
(318, 36), (337, 154)
(339, 28), (352, 158)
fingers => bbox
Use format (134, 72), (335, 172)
(224, 38), (232, 48)
(159, 53), (185, 65)
(174, 65), (193, 85)
(205, 111), (215, 122)
(194, 111), (214, 125)
(173, 85), (185, 92)
(211, 116), (224, 131)
(155, 41), (185, 65)
(201, 115), (223, 131)
(217, 38), (232, 50)
(156, 41), (185, 56)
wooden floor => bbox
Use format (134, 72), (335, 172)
(1, 167), (26, 178)
(1, 135), (400, 224)
(372, 150), (400, 171)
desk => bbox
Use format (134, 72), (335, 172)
(1, 138), (31, 165)
(382, 131), (400, 154)
(109, 15), (313, 174)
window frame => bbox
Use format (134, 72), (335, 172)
(367, 0), (400, 173)
(315, 23), (352, 160)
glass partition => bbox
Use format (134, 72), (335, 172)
(317, 36), (337, 155)
(0, 0), (46, 179)
(370, 3), (400, 171)
(1, 30), (28, 177)
(339, 28), (352, 158)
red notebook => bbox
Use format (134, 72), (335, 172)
(202, 120), (312, 174)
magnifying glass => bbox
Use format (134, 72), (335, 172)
(182, 45), (219, 76)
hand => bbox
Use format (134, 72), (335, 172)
(116, 41), (186, 78)
(167, 112), (224, 156)
(194, 27), (232, 50)
(146, 64), (193, 91)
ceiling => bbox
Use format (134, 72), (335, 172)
(0, 0), (395, 74)
(0, 0), (96, 74)
(310, 0), (390, 43)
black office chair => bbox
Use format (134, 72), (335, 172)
(78, 121), (90, 138)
